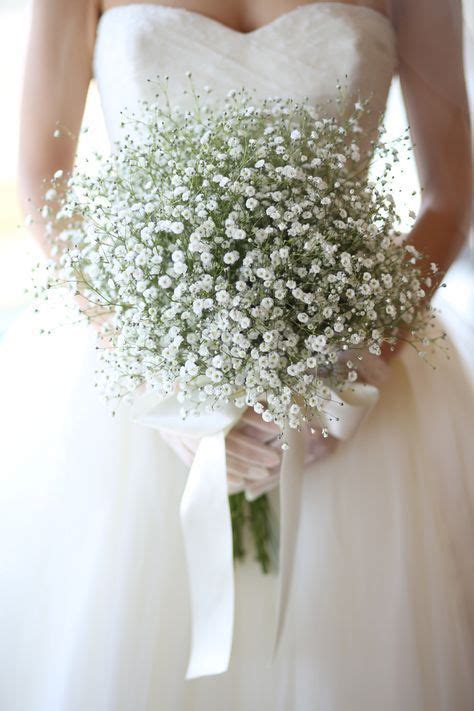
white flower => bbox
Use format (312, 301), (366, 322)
(193, 299), (204, 315)
(38, 84), (434, 443)
(307, 335), (327, 352)
(44, 188), (57, 201)
(230, 227), (247, 240)
(369, 343), (382, 355)
(173, 262), (187, 275)
(158, 275), (172, 288)
(280, 165), (297, 179)
(266, 206), (280, 219)
(216, 290), (230, 304)
(223, 250), (240, 265)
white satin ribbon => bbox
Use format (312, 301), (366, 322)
(131, 381), (380, 679)
(180, 430), (234, 677)
(131, 389), (245, 679)
(320, 382), (380, 440)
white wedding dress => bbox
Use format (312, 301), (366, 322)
(1, 3), (474, 710)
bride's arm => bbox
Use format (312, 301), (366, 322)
(387, 0), (472, 323)
(17, 0), (99, 254)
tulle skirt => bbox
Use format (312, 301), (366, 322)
(0, 297), (473, 711)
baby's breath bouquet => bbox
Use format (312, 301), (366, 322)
(38, 77), (441, 571)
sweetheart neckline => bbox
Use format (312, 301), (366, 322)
(97, 2), (394, 38)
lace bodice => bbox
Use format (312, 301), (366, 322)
(93, 3), (397, 147)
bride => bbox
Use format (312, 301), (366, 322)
(1, 0), (473, 709)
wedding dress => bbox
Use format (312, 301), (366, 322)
(1, 3), (474, 710)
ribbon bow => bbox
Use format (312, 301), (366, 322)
(131, 381), (379, 679)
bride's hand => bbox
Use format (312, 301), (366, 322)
(159, 345), (394, 500)
(231, 408), (339, 499)
(161, 406), (338, 501)
(161, 408), (282, 496)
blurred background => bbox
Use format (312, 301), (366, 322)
(0, 0), (473, 348)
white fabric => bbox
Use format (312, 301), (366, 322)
(131, 378), (379, 679)
(1, 3), (474, 709)
(131, 389), (246, 679)
(179, 430), (234, 678)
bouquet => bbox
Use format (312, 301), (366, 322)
(36, 76), (443, 572)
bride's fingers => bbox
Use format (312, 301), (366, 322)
(166, 422), (339, 493)
(175, 426), (338, 467)
(225, 430), (281, 468)
(235, 422), (271, 444)
(236, 421), (284, 451)
(226, 455), (257, 478)
(244, 472), (281, 501)
(163, 431), (277, 480)
(227, 474), (246, 494)
(176, 425), (278, 452)
(226, 453), (271, 481)
(227, 472), (245, 486)
(238, 407), (281, 441)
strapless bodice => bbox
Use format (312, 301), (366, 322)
(93, 2), (397, 146)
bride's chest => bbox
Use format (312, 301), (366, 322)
(92, 3), (396, 144)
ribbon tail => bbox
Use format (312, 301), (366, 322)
(322, 383), (380, 440)
(269, 424), (307, 662)
(180, 431), (235, 679)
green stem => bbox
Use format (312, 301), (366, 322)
(248, 494), (272, 574)
(228, 491), (274, 574)
(229, 492), (246, 560)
